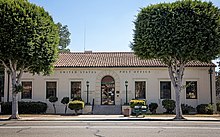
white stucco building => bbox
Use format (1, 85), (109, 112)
(3, 52), (216, 114)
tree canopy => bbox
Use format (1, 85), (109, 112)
(132, 0), (220, 65)
(57, 22), (71, 52)
(0, 0), (59, 75)
(0, 0), (59, 118)
(131, 0), (220, 119)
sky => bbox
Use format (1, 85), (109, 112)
(28, 0), (220, 52)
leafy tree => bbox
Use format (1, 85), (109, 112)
(0, 0), (59, 119)
(61, 97), (70, 114)
(57, 22), (71, 52)
(131, 0), (220, 119)
(49, 96), (58, 114)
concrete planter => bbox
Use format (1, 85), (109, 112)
(122, 105), (131, 117)
(83, 105), (92, 114)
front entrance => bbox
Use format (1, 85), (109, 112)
(101, 76), (115, 105)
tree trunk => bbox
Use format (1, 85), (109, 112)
(1, 60), (23, 119)
(53, 103), (56, 114)
(74, 109), (78, 115)
(10, 71), (19, 119)
(174, 86), (183, 119)
(65, 105), (67, 114)
(168, 63), (185, 120)
(152, 109), (156, 114)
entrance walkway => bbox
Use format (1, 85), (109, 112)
(93, 105), (122, 115)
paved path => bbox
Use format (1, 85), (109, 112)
(1, 114), (220, 121)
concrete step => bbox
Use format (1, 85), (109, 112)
(93, 105), (122, 115)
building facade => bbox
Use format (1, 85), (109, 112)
(3, 52), (216, 114)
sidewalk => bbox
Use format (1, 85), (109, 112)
(1, 114), (220, 121)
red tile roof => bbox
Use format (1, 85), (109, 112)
(55, 52), (215, 68)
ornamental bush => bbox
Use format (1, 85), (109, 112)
(162, 99), (175, 114)
(149, 102), (158, 114)
(48, 96), (58, 114)
(68, 100), (84, 115)
(216, 102), (220, 112)
(181, 104), (195, 114)
(196, 104), (213, 114)
(130, 99), (146, 108)
(1, 101), (47, 114)
(61, 97), (70, 114)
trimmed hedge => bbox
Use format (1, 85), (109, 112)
(216, 102), (220, 112)
(196, 104), (213, 114)
(149, 102), (158, 114)
(68, 100), (85, 115)
(1, 101), (47, 114)
(130, 99), (146, 108)
(181, 104), (195, 114)
(162, 99), (175, 114)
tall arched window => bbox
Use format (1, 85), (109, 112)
(101, 76), (115, 105)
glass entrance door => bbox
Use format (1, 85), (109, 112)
(101, 76), (115, 105)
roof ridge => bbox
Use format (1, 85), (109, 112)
(56, 52), (216, 67)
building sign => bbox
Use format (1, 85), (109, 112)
(59, 70), (151, 74)
(119, 70), (151, 74)
(60, 71), (97, 74)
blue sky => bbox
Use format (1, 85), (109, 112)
(29, 0), (220, 52)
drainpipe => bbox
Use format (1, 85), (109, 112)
(7, 70), (10, 102)
(208, 67), (213, 105)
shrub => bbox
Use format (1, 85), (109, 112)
(68, 100), (85, 115)
(1, 101), (47, 114)
(162, 99), (175, 114)
(130, 99), (146, 108)
(72, 96), (82, 101)
(196, 104), (213, 114)
(61, 97), (70, 114)
(205, 104), (214, 114)
(1, 102), (11, 114)
(216, 102), (220, 112)
(19, 101), (47, 114)
(149, 103), (158, 114)
(49, 96), (58, 102)
(181, 104), (195, 114)
(48, 96), (58, 114)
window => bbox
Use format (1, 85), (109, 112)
(160, 81), (171, 99)
(135, 81), (146, 99)
(46, 82), (57, 99)
(71, 82), (81, 99)
(21, 81), (32, 99)
(186, 81), (197, 99)
(101, 76), (115, 105)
